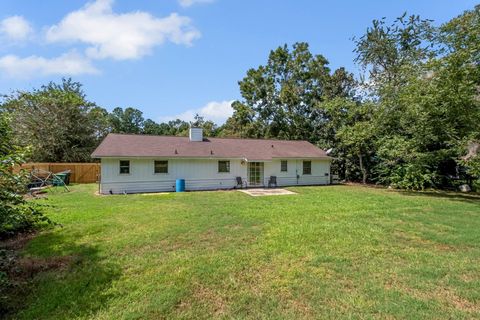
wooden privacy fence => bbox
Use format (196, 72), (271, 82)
(19, 163), (100, 184)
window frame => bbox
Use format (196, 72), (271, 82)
(154, 160), (168, 174)
(302, 160), (312, 175)
(218, 160), (230, 173)
(119, 160), (130, 175)
(280, 160), (288, 172)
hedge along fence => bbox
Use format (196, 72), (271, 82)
(18, 163), (100, 184)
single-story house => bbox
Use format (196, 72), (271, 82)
(91, 128), (332, 194)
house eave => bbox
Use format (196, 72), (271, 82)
(92, 155), (332, 161)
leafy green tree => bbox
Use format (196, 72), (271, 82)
(219, 101), (258, 138)
(109, 107), (145, 134)
(142, 119), (163, 135)
(89, 106), (112, 140)
(322, 98), (377, 183)
(1, 78), (105, 162)
(353, 7), (480, 189)
(190, 114), (218, 137)
(232, 42), (356, 143)
(168, 119), (190, 136)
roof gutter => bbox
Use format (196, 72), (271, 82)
(91, 155), (332, 160)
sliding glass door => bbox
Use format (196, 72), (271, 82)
(248, 162), (264, 186)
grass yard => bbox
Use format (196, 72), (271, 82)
(9, 184), (480, 319)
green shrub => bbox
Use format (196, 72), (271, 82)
(0, 114), (51, 238)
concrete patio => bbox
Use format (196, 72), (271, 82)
(238, 188), (297, 197)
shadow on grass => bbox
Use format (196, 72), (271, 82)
(397, 190), (480, 205)
(7, 231), (122, 320)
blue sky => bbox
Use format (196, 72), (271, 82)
(0, 0), (477, 123)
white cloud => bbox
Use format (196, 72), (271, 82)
(178, 0), (215, 8)
(0, 15), (33, 41)
(0, 51), (99, 79)
(160, 100), (234, 124)
(46, 0), (201, 60)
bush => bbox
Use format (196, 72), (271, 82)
(0, 114), (51, 238)
(0, 153), (51, 239)
(388, 164), (437, 190)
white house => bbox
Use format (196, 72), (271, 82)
(91, 128), (332, 194)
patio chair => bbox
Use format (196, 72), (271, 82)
(235, 176), (247, 189)
(268, 176), (277, 188)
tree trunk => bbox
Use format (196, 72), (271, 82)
(358, 153), (367, 184)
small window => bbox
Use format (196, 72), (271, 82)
(303, 161), (311, 175)
(218, 160), (230, 173)
(154, 160), (168, 174)
(119, 160), (130, 174)
(281, 160), (288, 172)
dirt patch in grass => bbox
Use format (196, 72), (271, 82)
(432, 287), (479, 313)
(279, 290), (315, 319)
(15, 255), (76, 278)
(0, 232), (78, 318)
(193, 284), (228, 316)
(393, 230), (458, 252)
(0, 232), (38, 251)
(404, 286), (480, 314)
(175, 283), (228, 316)
(459, 273), (478, 283)
(384, 274), (479, 314)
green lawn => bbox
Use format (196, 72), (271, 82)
(13, 184), (480, 319)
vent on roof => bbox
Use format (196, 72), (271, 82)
(189, 127), (203, 142)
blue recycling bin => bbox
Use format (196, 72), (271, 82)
(176, 179), (185, 192)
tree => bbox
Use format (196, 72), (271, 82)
(322, 98), (377, 183)
(88, 106), (111, 140)
(352, 8), (480, 189)
(142, 119), (163, 135)
(190, 114), (218, 137)
(1, 78), (105, 162)
(219, 101), (261, 138)
(231, 42), (356, 143)
(166, 119), (190, 136)
(109, 107), (145, 134)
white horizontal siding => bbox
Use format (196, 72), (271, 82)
(264, 159), (330, 186)
(101, 180), (175, 194)
(271, 175), (330, 186)
(100, 158), (245, 194)
(99, 158), (330, 194)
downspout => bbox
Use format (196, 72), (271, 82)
(97, 161), (101, 194)
(296, 160), (299, 185)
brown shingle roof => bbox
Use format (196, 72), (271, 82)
(91, 133), (331, 160)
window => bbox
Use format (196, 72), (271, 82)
(119, 160), (130, 174)
(154, 160), (168, 174)
(303, 161), (311, 175)
(218, 160), (230, 173)
(281, 160), (288, 172)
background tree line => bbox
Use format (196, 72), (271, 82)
(0, 78), (222, 162)
(1, 5), (479, 190)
